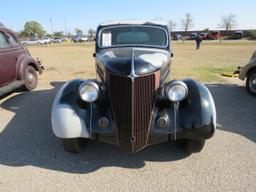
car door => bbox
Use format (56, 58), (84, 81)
(6, 31), (25, 70)
(0, 30), (17, 86)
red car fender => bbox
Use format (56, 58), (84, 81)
(16, 54), (43, 80)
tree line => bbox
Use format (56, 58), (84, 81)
(17, 21), (96, 39)
(170, 13), (238, 34)
(2, 15), (256, 39)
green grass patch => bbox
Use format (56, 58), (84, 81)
(192, 65), (236, 82)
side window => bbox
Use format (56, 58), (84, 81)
(8, 33), (19, 46)
(0, 32), (9, 48)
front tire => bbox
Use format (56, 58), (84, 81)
(22, 66), (38, 91)
(179, 139), (205, 153)
(61, 138), (87, 153)
(246, 69), (256, 96)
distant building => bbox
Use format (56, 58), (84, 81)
(171, 29), (255, 38)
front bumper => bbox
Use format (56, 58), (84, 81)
(233, 66), (243, 75)
(37, 58), (45, 73)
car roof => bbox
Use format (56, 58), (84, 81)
(0, 25), (7, 31)
(99, 19), (169, 28)
(0, 24), (15, 34)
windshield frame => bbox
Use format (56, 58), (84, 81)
(97, 25), (169, 49)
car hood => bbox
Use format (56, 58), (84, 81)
(97, 47), (170, 76)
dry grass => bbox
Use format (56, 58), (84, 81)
(28, 43), (96, 82)
(27, 41), (256, 84)
(171, 41), (256, 82)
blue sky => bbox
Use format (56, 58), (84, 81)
(1, 0), (255, 34)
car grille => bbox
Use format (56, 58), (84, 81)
(108, 72), (159, 152)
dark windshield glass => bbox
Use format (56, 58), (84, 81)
(100, 26), (168, 48)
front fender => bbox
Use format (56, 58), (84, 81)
(17, 54), (43, 80)
(239, 61), (256, 80)
(177, 79), (216, 139)
(239, 51), (256, 80)
(150, 79), (216, 142)
(51, 79), (91, 139)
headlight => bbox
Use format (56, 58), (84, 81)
(79, 81), (100, 103)
(165, 81), (188, 102)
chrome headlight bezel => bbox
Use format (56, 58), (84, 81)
(165, 81), (188, 102)
(79, 81), (100, 103)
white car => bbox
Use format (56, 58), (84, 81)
(80, 35), (89, 42)
(41, 38), (51, 44)
(21, 39), (44, 46)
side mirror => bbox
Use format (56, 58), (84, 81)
(93, 53), (96, 58)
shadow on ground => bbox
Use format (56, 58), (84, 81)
(0, 82), (255, 173)
(208, 83), (256, 143)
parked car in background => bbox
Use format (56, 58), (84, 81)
(190, 33), (197, 40)
(234, 31), (243, 40)
(41, 38), (51, 44)
(172, 34), (183, 40)
(0, 25), (44, 97)
(71, 35), (89, 43)
(200, 33), (208, 40)
(209, 31), (222, 40)
(53, 38), (62, 43)
(80, 35), (89, 42)
(51, 20), (216, 154)
(21, 38), (44, 46)
(235, 50), (256, 96)
(71, 36), (80, 43)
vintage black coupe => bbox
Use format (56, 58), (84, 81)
(51, 20), (216, 154)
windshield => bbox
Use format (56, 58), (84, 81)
(99, 25), (168, 48)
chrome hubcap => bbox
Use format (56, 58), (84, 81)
(27, 72), (34, 84)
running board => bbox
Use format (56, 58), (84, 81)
(0, 81), (24, 96)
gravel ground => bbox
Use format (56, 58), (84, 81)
(0, 80), (256, 192)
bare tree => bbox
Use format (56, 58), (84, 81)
(181, 13), (193, 34)
(220, 14), (236, 32)
(168, 20), (177, 31)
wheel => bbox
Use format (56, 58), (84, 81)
(61, 138), (87, 153)
(246, 69), (256, 96)
(23, 43), (27, 46)
(179, 139), (205, 153)
(22, 66), (38, 91)
(37, 42), (41, 45)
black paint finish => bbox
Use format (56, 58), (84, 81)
(96, 47), (171, 78)
(56, 23), (216, 152)
(148, 79), (216, 144)
(58, 78), (216, 151)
